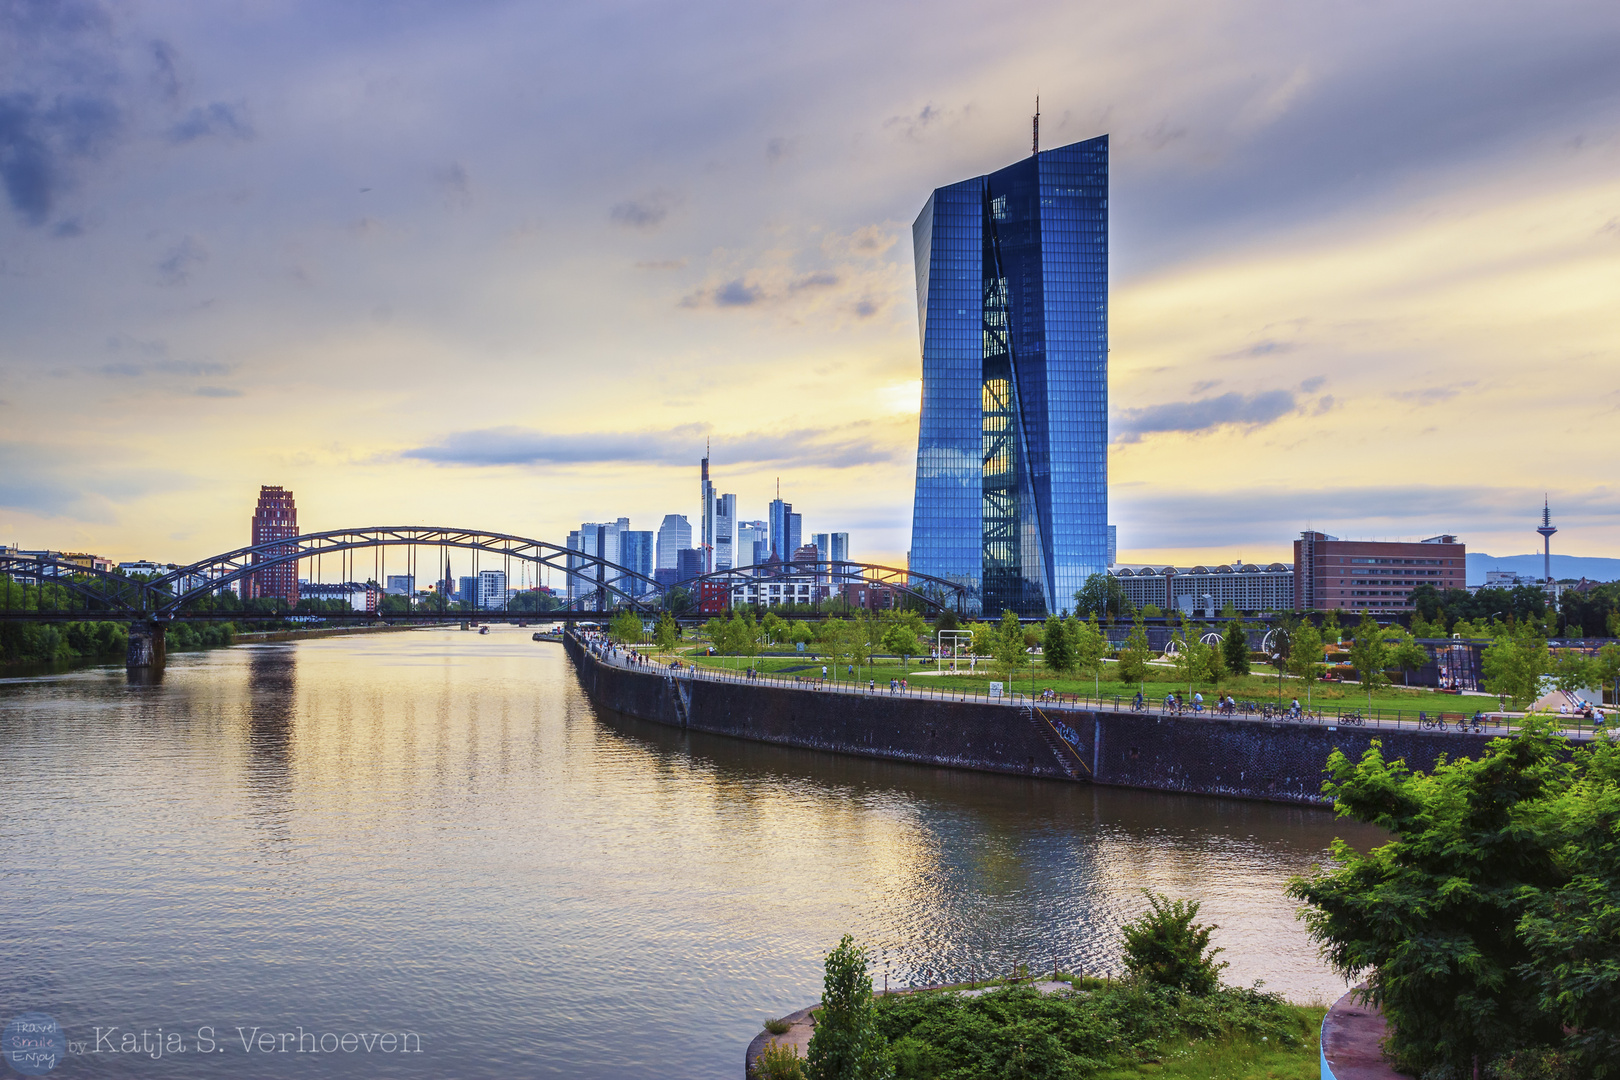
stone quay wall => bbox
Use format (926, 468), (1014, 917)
(564, 634), (1497, 806)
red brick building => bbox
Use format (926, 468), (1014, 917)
(1294, 531), (1465, 613)
(246, 485), (300, 607)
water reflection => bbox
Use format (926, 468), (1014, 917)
(0, 629), (1375, 1079)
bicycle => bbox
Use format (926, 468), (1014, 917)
(1339, 712), (1365, 727)
(1419, 712), (1439, 730)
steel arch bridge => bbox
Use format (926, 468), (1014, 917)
(679, 559), (971, 615)
(1, 527), (661, 620)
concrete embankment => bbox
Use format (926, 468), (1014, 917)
(233, 623), (427, 644)
(564, 633), (1497, 806)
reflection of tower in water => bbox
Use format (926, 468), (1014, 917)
(245, 647), (297, 839)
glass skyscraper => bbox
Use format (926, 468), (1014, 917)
(908, 135), (1108, 617)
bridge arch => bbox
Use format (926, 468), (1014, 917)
(154, 527), (660, 617)
(0, 555), (157, 616)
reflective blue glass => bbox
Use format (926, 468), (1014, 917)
(909, 136), (1108, 617)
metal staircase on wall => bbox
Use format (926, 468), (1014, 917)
(1024, 704), (1091, 780)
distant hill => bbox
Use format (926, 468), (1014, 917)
(1467, 552), (1620, 587)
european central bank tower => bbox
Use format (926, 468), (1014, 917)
(909, 135), (1108, 617)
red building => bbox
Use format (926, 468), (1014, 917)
(1294, 531), (1465, 613)
(246, 486), (300, 607)
(697, 579), (731, 614)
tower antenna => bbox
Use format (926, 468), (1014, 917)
(1032, 95), (1040, 155)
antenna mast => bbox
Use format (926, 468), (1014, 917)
(1032, 96), (1039, 155)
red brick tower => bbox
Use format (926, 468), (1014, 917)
(247, 486), (300, 606)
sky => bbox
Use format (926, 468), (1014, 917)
(4, 0), (1620, 574)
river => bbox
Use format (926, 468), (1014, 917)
(0, 626), (1376, 1078)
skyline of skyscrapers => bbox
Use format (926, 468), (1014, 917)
(908, 134), (1110, 616)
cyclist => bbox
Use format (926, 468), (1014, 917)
(1290, 697), (1301, 719)
(1193, 691), (1204, 714)
(1132, 690), (1144, 711)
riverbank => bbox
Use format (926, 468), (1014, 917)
(232, 622), (427, 644)
(566, 630), (1506, 806)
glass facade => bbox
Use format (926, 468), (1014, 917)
(909, 135), (1109, 617)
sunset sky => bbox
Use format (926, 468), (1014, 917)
(4, 0), (1620, 574)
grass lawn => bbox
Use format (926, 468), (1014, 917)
(664, 641), (1478, 718)
(1092, 1015), (1326, 1079)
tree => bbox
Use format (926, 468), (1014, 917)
(790, 619), (815, 650)
(1221, 621), (1250, 676)
(818, 619), (854, 680)
(1347, 615), (1390, 711)
(703, 616), (727, 651)
(1287, 725), (1619, 1077)
(1551, 649), (1594, 696)
(1287, 624), (1324, 707)
(1591, 642), (1620, 708)
(609, 610), (644, 644)
(1483, 623), (1550, 710)
(1072, 615), (1108, 698)
(1384, 626), (1429, 687)
(1121, 892), (1228, 996)
(806, 935), (892, 1080)
(1072, 572), (1133, 619)
(654, 612), (679, 655)
(762, 611), (787, 646)
(992, 610), (1027, 684)
(880, 623), (919, 669)
(662, 585), (693, 615)
(1117, 618), (1152, 686)
(1041, 614), (1074, 675)
(1168, 616), (1208, 696)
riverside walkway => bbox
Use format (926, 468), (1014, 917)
(570, 632), (1604, 744)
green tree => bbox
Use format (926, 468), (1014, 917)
(790, 619), (815, 650)
(818, 618), (854, 680)
(1384, 626), (1429, 687)
(1483, 623), (1551, 710)
(1117, 618), (1152, 686)
(1551, 649), (1594, 695)
(1041, 614), (1074, 675)
(1347, 615), (1390, 711)
(992, 610), (1027, 684)
(662, 585), (694, 615)
(806, 935), (893, 1080)
(608, 610), (644, 644)
(1121, 892), (1228, 996)
(654, 612), (679, 655)
(703, 616), (727, 651)
(1287, 623), (1324, 707)
(762, 610), (787, 646)
(1072, 615), (1108, 698)
(1591, 642), (1620, 708)
(880, 623), (919, 670)
(1221, 620), (1250, 676)
(1288, 725), (1620, 1077)
(1072, 572), (1133, 619)
(1168, 617), (1208, 696)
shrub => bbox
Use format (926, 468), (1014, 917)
(806, 935), (892, 1080)
(754, 1039), (806, 1080)
(1120, 891), (1227, 996)
(765, 1017), (792, 1035)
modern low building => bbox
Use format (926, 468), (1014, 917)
(1111, 562), (1294, 615)
(384, 574), (415, 595)
(1294, 532), (1467, 612)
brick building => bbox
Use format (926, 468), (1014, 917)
(247, 485), (300, 607)
(1294, 531), (1466, 613)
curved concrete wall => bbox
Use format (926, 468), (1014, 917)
(566, 635), (1498, 806)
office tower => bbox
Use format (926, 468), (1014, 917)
(699, 448), (715, 572)
(769, 495), (799, 563)
(813, 533), (829, 562)
(657, 515), (692, 570)
(458, 575), (478, 605)
(621, 530), (654, 595)
(246, 485), (300, 606)
(714, 493), (736, 571)
(908, 134), (1110, 616)
(1108, 525), (1117, 568)
(385, 574), (414, 595)
(830, 532), (849, 565)
(786, 512), (802, 564)
(675, 547), (705, 584)
(738, 521), (767, 569)
(477, 569), (507, 610)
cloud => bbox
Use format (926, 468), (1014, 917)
(789, 271), (840, 291)
(156, 235), (208, 285)
(1218, 340), (1299, 360)
(0, 92), (121, 225)
(150, 40), (182, 102)
(168, 101), (253, 143)
(1114, 389), (1299, 443)
(402, 422), (897, 470)
(713, 279), (763, 306)
(436, 162), (470, 208)
(634, 258), (687, 270)
(610, 190), (677, 230)
(194, 386), (240, 398)
(0, 440), (192, 522)
(95, 357), (230, 378)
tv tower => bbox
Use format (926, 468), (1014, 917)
(1536, 497), (1557, 594)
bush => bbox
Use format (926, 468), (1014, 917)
(806, 935), (892, 1080)
(1120, 891), (1227, 995)
(754, 1039), (806, 1080)
(765, 1017), (792, 1035)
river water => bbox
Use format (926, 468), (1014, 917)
(0, 627), (1375, 1078)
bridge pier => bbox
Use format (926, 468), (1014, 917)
(127, 621), (167, 675)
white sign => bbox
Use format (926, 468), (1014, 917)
(989, 681), (1003, 698)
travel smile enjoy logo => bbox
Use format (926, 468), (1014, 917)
(2, 1013), (66, 1075)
